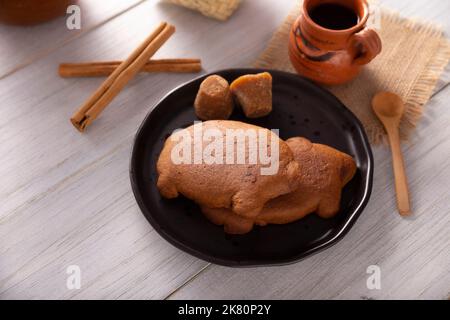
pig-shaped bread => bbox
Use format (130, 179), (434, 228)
(201, 137), (357, 234)
(156, 120), (301, 218)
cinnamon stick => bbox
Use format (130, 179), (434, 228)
(70, 22), (175, 132)
(59, 59), (202, 77)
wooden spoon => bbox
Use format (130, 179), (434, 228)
(372, 92), (411, 216)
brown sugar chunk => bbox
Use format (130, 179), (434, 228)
(201, 137), (357, 234)
(230, 72), (272, 118)
(194, 75), (234, 120)
(156, 120), (301, 218)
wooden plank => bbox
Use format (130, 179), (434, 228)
(169, 86), (450, 300)
(0, 0), (295, 299)
(0, 0), (145, 79)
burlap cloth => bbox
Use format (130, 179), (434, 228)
(254, 3), (450, 144)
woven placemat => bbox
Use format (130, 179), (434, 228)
(254, 3), (450, 144)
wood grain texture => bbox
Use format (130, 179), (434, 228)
(0, 0), (295, 299)
(169, 0), (450, 300)
(170, 87), (450, 300)
(374, 0), (450, 93)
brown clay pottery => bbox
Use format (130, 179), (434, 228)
(0, 0), (73, 25)
(288, 0), (382, 85)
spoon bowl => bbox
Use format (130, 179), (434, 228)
(372, 92), (405, 119)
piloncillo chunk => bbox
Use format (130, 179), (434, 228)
(194, 75), (234, 120)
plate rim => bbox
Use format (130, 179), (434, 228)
(129, 68), (374, 267)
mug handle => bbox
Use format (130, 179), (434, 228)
(349, 28), (382, 65)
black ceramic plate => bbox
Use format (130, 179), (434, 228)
(130, 68), (373, 267)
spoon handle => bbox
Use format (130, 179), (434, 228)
(386, 126), (411, 216)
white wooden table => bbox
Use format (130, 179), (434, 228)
(0, 0), (449, 300)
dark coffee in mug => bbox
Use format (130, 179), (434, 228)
(309, 3), (359, 30)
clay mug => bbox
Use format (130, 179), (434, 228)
(288, 0), (382, 85)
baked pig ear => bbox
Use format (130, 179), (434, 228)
(340, 154), (357, 186)
(285, 136), (313, 152)
(285, 160), (301, 190)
